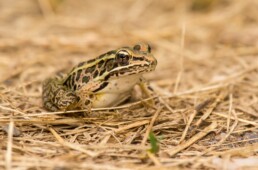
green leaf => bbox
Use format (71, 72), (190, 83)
(148, 131), (159, 154)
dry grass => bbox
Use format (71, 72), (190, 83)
(1, 0), (258, 169)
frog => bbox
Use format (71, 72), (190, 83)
(42, 43), (157, 111)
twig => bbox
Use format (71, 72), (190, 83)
(173, 22), (186, 93)
(216, 110), (238, 146)
(213, 112), (257, 126)
(159, 97), (174, 114)
(113, 120), (150, 134)
(0, 96), (157, 119)
(146, 151), (162, 166)
(141, 106), (163, 146)
(195, 91), (227, 127)
(5, 120), (14, 170)
(179, 109), (197, 143)
(166, 121), (217, 156)
(202, 110), (239, 155)
(227, 93), (233, 133)
(37, 0), (55, 18)
(212, 143), (258, 157)
(48, 127), (98, 157)
(167, 83), (229, 99)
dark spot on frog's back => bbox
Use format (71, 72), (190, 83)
(98, 53), (106, 59)
(99, 68), (106, 76)
(105, 59), (115, 71)
(86, 65), (96, 73)
(76, 69), (82, 81)
(98, 60), (105, 68)
(82, 76), (90, 84)
(106, 50), (116, 56)
(104, 74), (111, 81)
(64, 75), (74, 89)
(93, 70), (99, 78)
(87, 58), (95, 64)
(77, 61), (86, 67)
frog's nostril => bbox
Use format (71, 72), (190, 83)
(152, 59), (157, 65)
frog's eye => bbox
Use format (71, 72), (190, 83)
(116, 50), (130, 59)
(116, 50), (130, 65)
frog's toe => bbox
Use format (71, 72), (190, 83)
(43, 101), (59, 112)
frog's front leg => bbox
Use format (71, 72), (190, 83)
(42, 78), (79, 111)
(74, 92), (93, 112)
(138, 77), (156, 106)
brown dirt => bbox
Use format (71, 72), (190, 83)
(1, 0), (258, 169)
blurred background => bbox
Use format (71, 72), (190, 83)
(1, 0), (258, 90)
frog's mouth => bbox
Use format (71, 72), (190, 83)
(104, 62), (156, 80)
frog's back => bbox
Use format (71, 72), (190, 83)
(62, 50), (117, 92)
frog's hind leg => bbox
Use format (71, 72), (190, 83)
(43, 99), (59, 111)
(42, 77), (79, 111)
(42, 79), (59, 111)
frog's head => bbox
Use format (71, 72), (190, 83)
(62, 43), (157, 92)
(99, 43), (157, 80)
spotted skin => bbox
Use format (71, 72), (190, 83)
(42, 77), (79, 111)
(42, 43), (157, 111)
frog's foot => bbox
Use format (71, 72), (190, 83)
(43, 100), (59, 112)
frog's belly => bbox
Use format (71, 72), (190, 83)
(92, 92), (131, 108)
(92, 75), (142, 108)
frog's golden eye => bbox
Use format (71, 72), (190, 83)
(116, 50), (130, 59)
(116, 50), (130, 65)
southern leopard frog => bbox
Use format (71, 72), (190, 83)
(42, 43), (157, 111)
